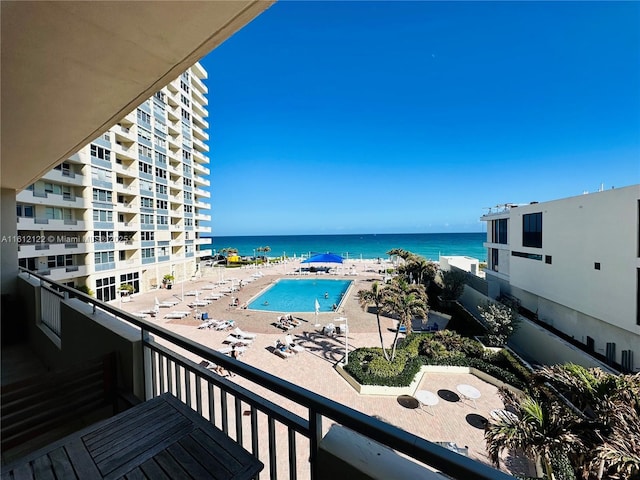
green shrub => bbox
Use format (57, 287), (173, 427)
(76, 285), (93, 296)
(493, 349), (533, 384)
(460, 336), (484, 358)
(397, 334), (424, 357)
(344, 348), (422, 387)
(369, 351), (408, 378)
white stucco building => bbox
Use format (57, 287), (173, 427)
(15, 63), (212, 301)
(481, 184), (640, 372)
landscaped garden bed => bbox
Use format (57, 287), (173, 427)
(343, 331), (531, 392)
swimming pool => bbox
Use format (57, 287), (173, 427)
(248, 279), (353, 312)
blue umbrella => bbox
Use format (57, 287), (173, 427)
(302, 253), (344, 264)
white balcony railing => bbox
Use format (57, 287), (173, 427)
(193, 188), (210, 198)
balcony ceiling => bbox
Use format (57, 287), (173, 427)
(0, 0), (273, 190)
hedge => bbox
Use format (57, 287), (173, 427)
(344, 348), (423, 387)
(420, 356), (527, 391)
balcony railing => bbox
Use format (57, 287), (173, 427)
(17, 268), (512, 480)
(40, 281), (63, 337)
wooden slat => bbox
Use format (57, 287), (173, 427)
(138, 458), (171, 480)
(165, 441), (213, 480)
(150, 449), (189, 479)
(84, 401), (174, 452)
(48, 447), (77, 480)
(31, 455), (54, 480)
(122, 467), (146, 480)
(177, 432), (232, 477)
(11, 463), (34, 480)
(63, 439), (102, 479)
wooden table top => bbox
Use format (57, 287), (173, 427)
(2, 393), (263, 480)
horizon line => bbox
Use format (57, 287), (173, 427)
(202, 231), (486, 238)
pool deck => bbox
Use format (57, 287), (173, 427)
(113, 260), (532, 477)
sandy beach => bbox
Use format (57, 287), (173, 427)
(113, 259), (524, 477)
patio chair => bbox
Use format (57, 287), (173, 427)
(284, 334), (305, 353)
(232, 327), (257, 340)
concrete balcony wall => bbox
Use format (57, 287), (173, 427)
(45, 265), (89, 282)
(192, 136), (208, 152)
(192, 162), (210, 176)
(317, 425), (440, 480)
(193, 176), (210, 187)
(192, 148), (207, 164)
(17, 190), (85, 209)
(17, 218), (86, 232)
(41, 169), (85, 186)
(17, 274), (145, 399)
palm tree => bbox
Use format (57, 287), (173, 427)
(386, 248), (412, 260)
(263, 246), (271, 264)
(381, 277), (428, 360)
(400, 256), (438, 287)
(256, 246), (263, 265)
(485, 394), (583, 480)
(357, 281), (389, 361)
(533, 365), (640, 479)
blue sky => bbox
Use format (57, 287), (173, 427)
(200, 1), (639, 236)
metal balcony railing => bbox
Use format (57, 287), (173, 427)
(18, 268), (512, 480)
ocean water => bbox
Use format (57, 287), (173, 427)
(202, 232), (486, 262)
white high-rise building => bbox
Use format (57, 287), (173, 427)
(15, 63), (212, 301)
(481, 184), (640, 372)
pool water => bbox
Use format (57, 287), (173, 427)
(248, 279), (353, 312)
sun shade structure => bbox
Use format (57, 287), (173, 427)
(302, 253), (344, 264)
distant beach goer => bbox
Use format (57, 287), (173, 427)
(324, 292), (329, 299)
(263, 301), (269, 306)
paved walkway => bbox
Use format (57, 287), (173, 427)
(115, 261), (530, 477)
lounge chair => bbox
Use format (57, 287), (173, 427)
(198, 360), (227, 376)
(164, 312), (187, 319)
(218, 346), (247, 355)
(188, 300), (210, 307)
(213, 320), (234, 331)
(273, 341), (294, 358)
(232, 327), (257, 340)
(284, 334), (305, 353)
(223, 335), (253, 346)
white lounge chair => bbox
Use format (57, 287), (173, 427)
(232, 327), (257, 340)
(188, 300), (210, 307)
(223, 335), (253, 345)
(273, 342), (294, 359)
(214, 320), (235, 331)
(218, 346), (247, 355)
(284, 334), (305, 353)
